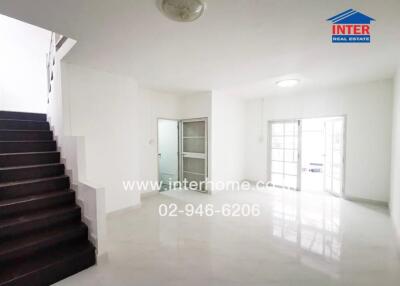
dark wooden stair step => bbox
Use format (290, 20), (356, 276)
(0, 205), (81, 240)
(0, 130), (53, 141)
(0, 176), (69, 200)
(0, 152), (60, 168)
(0, 111), (47, 122)
(0, 110), (95, 285)
(0, 141), (57, 154)
(0, 120), (49, 131)
(0, 191), (75, 218)
(0, 241), (95, 286)
(0, 163), (64, 183)
(0, 223), (88, 264)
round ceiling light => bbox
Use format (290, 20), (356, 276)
(276, 79), (300, 88)
(160, 0), (206, 22)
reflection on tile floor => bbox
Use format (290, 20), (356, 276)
(55, 188), (400, 286)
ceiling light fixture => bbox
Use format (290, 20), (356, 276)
(276, 79), (300, 88)
(159, 0), (206, 22)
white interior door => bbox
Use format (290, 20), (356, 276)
(324, 118), (344, 196)
(180, 118), (208, 192)
(269, 120), (301, 190)
(158, 119), (179, 190)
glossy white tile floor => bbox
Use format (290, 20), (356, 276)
(55, 189), (400, 286)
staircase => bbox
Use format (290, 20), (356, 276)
(0, 111), (96, 285)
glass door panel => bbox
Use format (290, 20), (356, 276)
(324, 118), (344, 196)
(158, 119), (179, 191)
(269, 121), (301, 190)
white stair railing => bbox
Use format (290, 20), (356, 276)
(46, 32), (56, 102)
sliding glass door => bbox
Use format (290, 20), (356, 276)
(268, 117), (345, 195)
(269, 120), (301, 190)
(324, 118), (345, 196)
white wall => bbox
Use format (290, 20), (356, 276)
(139, 88), (182, 192)
(391, 70), (400, 238)
(45, 40), (107, 256)
(0, 14), (50, 113)
(49, 62), (214, 211)
(179, 92), (212, 119)
(53, 67), (215, 210)
(62, 63), (142, 213)
(141, 90), (249, 190)
(211, 91), (245, 184)
(244, 80), (393, 203)
(244, 99), (267, 182)
(139, 89), (213, 192)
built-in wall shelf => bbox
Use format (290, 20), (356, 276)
(183, 136), (205, 139)
(182, 152), (206, 159)
(183, 171), (206, 176)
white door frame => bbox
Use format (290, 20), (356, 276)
(180, 117), (208, 193)
(266, 115), (347, 196)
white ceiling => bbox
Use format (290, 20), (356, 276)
(0, 0), (399, 97)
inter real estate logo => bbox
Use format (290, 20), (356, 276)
(327, 9), (375, 43)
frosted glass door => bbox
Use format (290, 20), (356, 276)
(158, 119), (179, 190)
(269, 121), (301, 190)
(324, 118), (344, 196)
(180, 119), (207, 192)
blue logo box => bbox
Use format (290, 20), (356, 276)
(332, 35), (371, 43)
(327, 9), (375, 44)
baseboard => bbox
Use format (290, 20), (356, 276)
(243, 179), (261, 186)
(106, 203), (142, 218)
(141, 190), (159, 198)
(393, 222), (400, 258)
(344, 195), (389, 207)
(96, 252), (109, 264)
